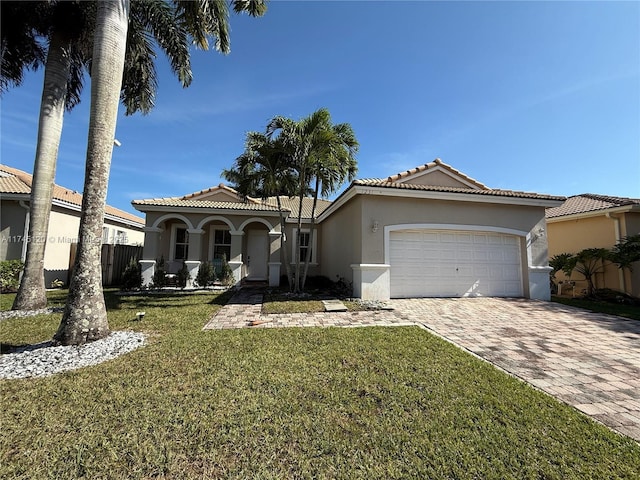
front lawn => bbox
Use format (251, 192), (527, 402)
(552, 295), (640, 321)
(1, 290), (639, 479)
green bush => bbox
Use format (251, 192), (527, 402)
(195, 261), (215, 287)
(120, 258), (141, 291)
(0, 260), (24, 292)
(217, 255), (235, 286)
(176, 261), (190, 289)
(152, 256), (167, 289)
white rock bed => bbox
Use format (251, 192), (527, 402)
(1, 331), (146, 380)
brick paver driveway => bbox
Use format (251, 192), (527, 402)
(391, 297), (640, 442)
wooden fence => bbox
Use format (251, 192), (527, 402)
(69, 244), (143, 286)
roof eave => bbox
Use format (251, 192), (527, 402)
(132, 203), (285, 217)
(546, 204), (639, 223)
(319, 185), (563, 221)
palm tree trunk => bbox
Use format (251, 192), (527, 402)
(54, 0), (129, 345)
(276, 196), (294, 291)
(12, 32), (71, 311)
(294, 172), (305, 293)
(301, 175), (319, 291)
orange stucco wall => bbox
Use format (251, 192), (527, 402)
(547, 212), (640, 296)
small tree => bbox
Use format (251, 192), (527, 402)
(564, 248), (609, 296)
(120, 257), (141, 291)
(195, 261), (215, 287)
(217, 254), (235, 286)
(176, 261), (190, 289)
(610, 234), (640, 273)
(152, 256), (167, 289)
(549, 252), (574, 294)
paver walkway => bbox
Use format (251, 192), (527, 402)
(202, 287), (413, 329)
(392, 297), (640, 442)
(204, 288), (640, 442)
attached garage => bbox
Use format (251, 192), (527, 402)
(389, 229), (523, 298)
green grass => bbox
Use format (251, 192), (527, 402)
(0, 289), (68, 311)
(552, 295), (640, 321)
(262, 292), (364, 314)
(1, 290), (639, 479)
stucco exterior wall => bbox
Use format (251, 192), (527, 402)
(1, 199), (143, 286)
(403, 170), (472, 188)
(319, 196), (363, 284)
(280, 222), (321, 280)
(359, 195), (545, 265)
(622, 213), (640, 297)
(547, 213), (640, 295)
(0, 201), (27, 261)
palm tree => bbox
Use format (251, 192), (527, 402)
(223, 132), (298, 290)
(266, 109), (358, 292)
(1, 1), (47, 93)
(54, 0), (130, 344)
(7, 0), (192, 310)
(301, 119), (358, 290)
(55, 0), (267, 345)
(5, 1), (95, 310)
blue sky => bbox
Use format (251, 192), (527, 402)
(2, 1), (639, 216)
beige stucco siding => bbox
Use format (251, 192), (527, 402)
(319, 196), (363, 283)
(403, 170), (473, 188)
(1, 201), (28, 261)
(359, 195), (544, 264)
(1, 200), (143, 285)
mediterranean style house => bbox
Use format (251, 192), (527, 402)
(133, 159), (564, 301)
(546, 193), (640, 297)
(1, 164), (145, 286)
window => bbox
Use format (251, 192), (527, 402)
(213, 229), (231, 261)
(115, 230), (126, 244)
(299, 231), (311, 262)
(174, 227), (189, 260)
(292, 229), (317, 264)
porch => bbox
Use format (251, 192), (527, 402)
(138, 213), (283, 288)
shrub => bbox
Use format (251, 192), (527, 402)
(195, 261), (215, 287)
(304, 275), (333, 290)
(0, 260), (24, 292)
(332, 275), (353, 298)
(217, 256), (235, 286)
(120, 257), (141, 291)
(176, 261), (190, 289)
(152, 256), (167, 289)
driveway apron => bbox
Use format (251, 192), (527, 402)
(392, 297), (640, 442)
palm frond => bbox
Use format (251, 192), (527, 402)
(132, 0), (192, 88)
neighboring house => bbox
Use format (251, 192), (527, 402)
(133, 159), (563, 300)
(0, 164), (145, 286)
(546, 193), (640, 297)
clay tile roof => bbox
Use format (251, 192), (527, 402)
(546, 193), (640, 219)
(354, 178), (564, 201)
(385, 158), (489, 189)
(262, 196), (331, 219)
(0, 164), (145, 226)
(131, 198), (285, 212)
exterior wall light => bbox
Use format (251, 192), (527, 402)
(371, 221), (379, 233)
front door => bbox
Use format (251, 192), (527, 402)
(246, 229), (268, 280)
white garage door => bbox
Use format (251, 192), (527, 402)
(390, 229), (523, 298)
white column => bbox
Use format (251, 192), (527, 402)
(140, 260), (156, 288)
(140, 226), (162, 287)
(268, 229), (282, 287)
(228, 230), (244, 285)
(185, 228), (204, 288)
(351, 264), (391, 300)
